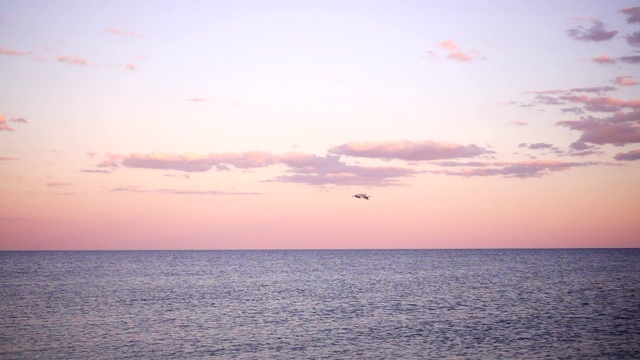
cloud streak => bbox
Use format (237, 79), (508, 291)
(46, 182), (73, 187)
(329, 140), (492, 161)
(105, 28), (136, 37)
(110, 186), (259, 195)
(431, 160), (601, 178)
(57, 55), (89, 66)
(0, 46), (30, 56)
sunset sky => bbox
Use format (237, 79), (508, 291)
(1, 1), (639, 250)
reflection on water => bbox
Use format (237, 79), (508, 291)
(1, 249), (639, 359)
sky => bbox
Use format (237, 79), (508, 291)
(1, 0), (639, 250)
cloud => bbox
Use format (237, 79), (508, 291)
(510, 120), (528, 126)
(0, 114), (13, 131)
(187, 98), (206, 102)
(558, 95), (640, 112)
(79, 169), (111, 174)
(614, 76), (638, 86)
(618, 54), (640, 64)
(57, 55), (89, 65)
(9, 117), (27, 123)
(614, 148), (640, 161)
(0, 156), (18, 161)
(0, 46), (30, 56)
(110, 186), (259, 195)
(431, 160), (600, 178)
(566, 19), (618, 42)
(97, 150), (418, 187)
(620, 7), (640, 24)
(429, 39), (482, 63)
(557, 110), (640, 146)
(525, 143), (554, 150)
(105, 28), (136, 37)
(626, 31), (640, 47)
(275, 153), (417, 186)
(121, 63), (137, 71)
(596, 54), (640, 64)
(593, 54), (615, 64)
(46, 181), (73, 187)
(329, 140), (492, 161)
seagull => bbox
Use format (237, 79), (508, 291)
(353, 193), (370, 200)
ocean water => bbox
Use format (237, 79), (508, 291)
(1, 249), (639, 359)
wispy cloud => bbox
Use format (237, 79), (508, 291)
(0, 156), (18, 161)
(567, 19), (618, 42)
(593, 53), (640, 65)
(614, 76), (638, 86)
(110, 186), (258, 195)
(105, 28), (136, 37)
(620, 7), (640, 24)
(329, 140), (492, 161)
(614, 148), (640, 161)
(57, 55), (89, 66)
(593, 54), (615, 64)
(187, 98), (206, 102)
(428, 39), (482, 63)
(431, 160), (600, 178)
(0, 46), (30, 56)
(510, 120), (528, 126)
(9, 117), (27, 123)
(558, 95), (640, 112)
(120, 63), (138, 71)
(79, 169), (111, 174)
(46, 181), (73, 187)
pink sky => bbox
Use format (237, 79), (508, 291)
(1, 1), (639, 250)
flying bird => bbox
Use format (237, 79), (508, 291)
(353, 194), (370, 200)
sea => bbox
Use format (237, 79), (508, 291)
(1, 249), (639, 359)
